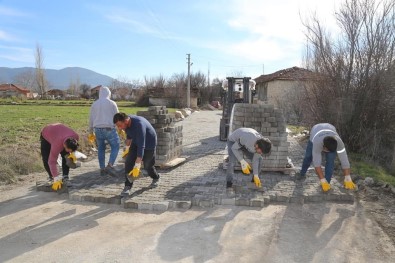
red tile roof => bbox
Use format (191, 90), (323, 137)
(0, 83), (30, 94)
(254, 66), (318, 83)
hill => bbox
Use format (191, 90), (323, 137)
(0, 67), (114, 90)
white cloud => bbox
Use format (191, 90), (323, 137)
(0, 45), (33, 62)
(0, 5), (30, 17)
(0, 30), (16, 41)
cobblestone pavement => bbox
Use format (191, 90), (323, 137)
(37, 110), (354, 210)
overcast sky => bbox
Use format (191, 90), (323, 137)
(0, 0), (343, 81)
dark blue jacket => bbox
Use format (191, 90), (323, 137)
(126, 115), (157, 158)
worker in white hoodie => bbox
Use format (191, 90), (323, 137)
(89, 86), (120, 176)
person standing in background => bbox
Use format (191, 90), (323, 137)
(89, 86), (120, 176)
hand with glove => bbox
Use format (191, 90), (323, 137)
(344, 175), (356, 190)
(88, 133), (96, 145)
(320, 178), (331, 192)
(117, 129), (126, 141)
(129, 162), (141, 178)
(66, 152), (81, 169)
(121, 146), (130, 158)
(68, 152), (77, 163)
(52, 176), (63, 191)
(240, 159), (251, 174)
(253, 174), (262, 188)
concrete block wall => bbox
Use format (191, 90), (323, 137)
(231, 103), (290, 169)
(137, 106), (183, 165)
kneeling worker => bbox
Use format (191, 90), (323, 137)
(226, 127), (272, 188)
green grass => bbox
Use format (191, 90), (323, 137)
(350, 153), (395, 187)
(0, 102), (175, 183)
(287, 125), (307, 135)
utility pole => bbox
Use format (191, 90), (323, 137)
(208, 62), (211, 101)
(186, 53), (191, 108)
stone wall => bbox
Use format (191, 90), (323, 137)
(137, 106), (183, 166)
(230, 103), (290, 169)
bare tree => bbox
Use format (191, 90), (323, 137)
(79, 84), (91, 99)
(12, 69), (35, 90)
(302, 0), (395, 165)
(35, 44), (47, 98)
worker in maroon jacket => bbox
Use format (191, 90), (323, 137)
(40, 123), (79, 191)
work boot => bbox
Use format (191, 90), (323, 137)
(104, 165), (119, 177)
(121, 185), (132, 197)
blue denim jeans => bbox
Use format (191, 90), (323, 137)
(94, 127), (120, 169)
(300, 140), (337, 182)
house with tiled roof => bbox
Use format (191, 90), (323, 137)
(0, 83), (33, 98)
(254, 66), (318, 106)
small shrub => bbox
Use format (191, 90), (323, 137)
(0, 166), (17, 184)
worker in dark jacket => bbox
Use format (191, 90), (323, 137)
(113, 112), (160, 197)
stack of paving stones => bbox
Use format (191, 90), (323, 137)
(136, 106), (183, 166)
(230, 103), (290, 170)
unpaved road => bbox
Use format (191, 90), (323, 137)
(1, 176), (394, 263)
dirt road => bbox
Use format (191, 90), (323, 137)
(0, 179), (394, 263)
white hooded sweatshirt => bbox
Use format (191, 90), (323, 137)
(89, 86), (119, 131)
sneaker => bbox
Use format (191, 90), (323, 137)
(226, 181), (233, 188)
(104, 165), (119, 177)
(100, 169), (107, 176)
(121, 185), (132, 197)
(63, 175), (69, 182)
(294, 172), (306, 181)
(150, 178), (160, 188)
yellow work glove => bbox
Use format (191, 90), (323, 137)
(240, 159), (251, 174)
(88, 133), (96, 145)
(129, 162), (141, 177)
(68, 152), (77, 163)
(320, 178), (331, 192)
(51, 176), (63, 191)
(344, 175), (356, 190)
(117, 129), (126, 140)
(121, 146), (130, 158)
(253, 175), (262, 188)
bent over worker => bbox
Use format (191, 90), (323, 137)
(296, 123), (356, 192)
(226, 127), (272, 188)
(40, 123), (79, 191)
(113, 112), (160, 197)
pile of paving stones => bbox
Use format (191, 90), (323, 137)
(231, 103), (290, 169)
(136, 106), (183, 166)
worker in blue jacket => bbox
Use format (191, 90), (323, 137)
(113, 112), (160, 197)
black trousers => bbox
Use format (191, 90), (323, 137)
(124, 144), (159, 187)
(40, 134), (69, 178)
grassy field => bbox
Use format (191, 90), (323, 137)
(0, 101), (173, 183)
(0, 104), (148, 146)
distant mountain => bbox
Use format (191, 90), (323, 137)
(0, 67), (114, 90)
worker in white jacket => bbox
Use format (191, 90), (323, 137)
(296, 123), (356, 192)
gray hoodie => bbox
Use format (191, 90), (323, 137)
(89, 86), (119, 131)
